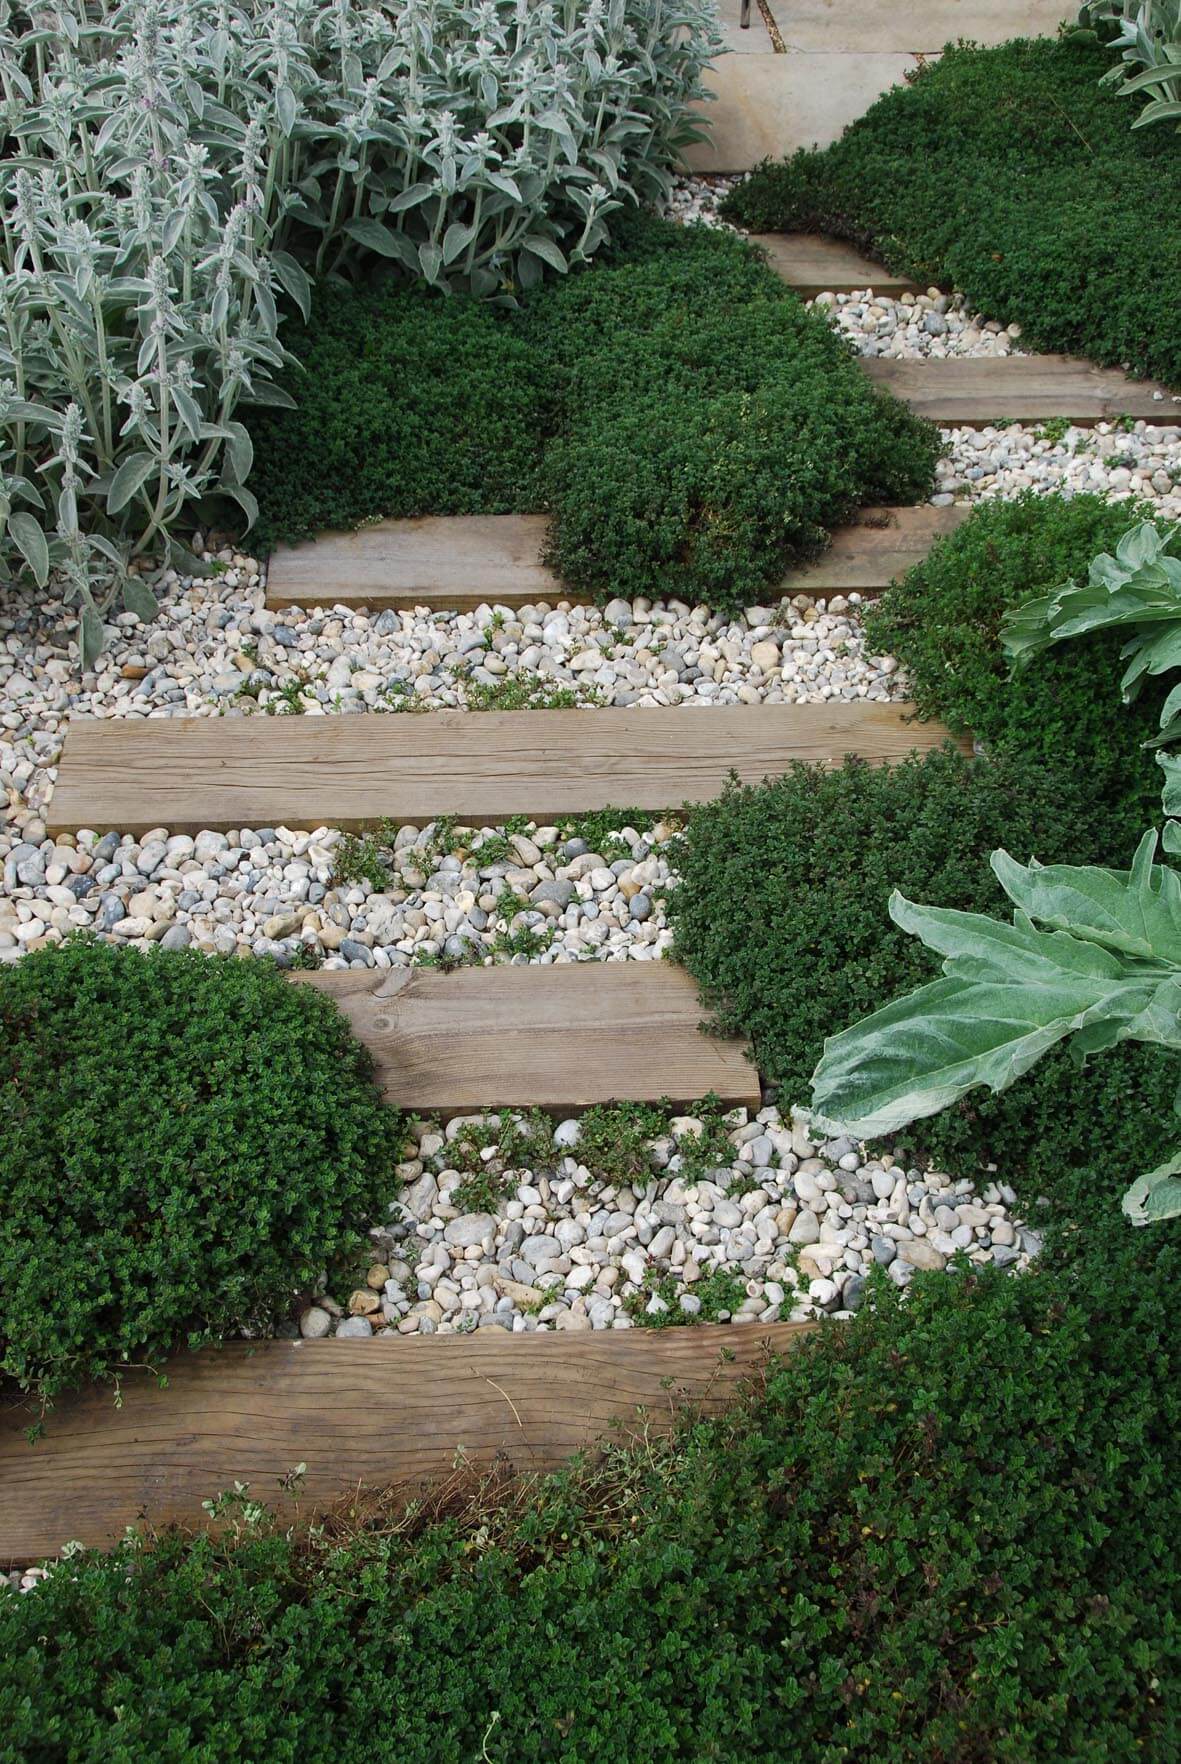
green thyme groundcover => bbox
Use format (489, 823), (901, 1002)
(669, 493), (1177, 1180)
(2, 1220), (1177, 1763)
(0, 940), (398, 1402)
(246, 215), (940, 612)
(722, 35), (1181, 390)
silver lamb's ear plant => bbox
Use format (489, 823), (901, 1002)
(0, 0), (721, 662)
(811, 828), (1181, 1225)
(1076, 0), (1181, 131)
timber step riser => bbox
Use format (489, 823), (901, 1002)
(0, 1327), (812, 1564)
(47, 701), (963, 837)
(266, 505), (968, 615)
(293, 965), (760, 1117)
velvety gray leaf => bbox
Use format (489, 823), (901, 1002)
(991, 832), (1181, 962)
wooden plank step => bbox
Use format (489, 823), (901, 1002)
(266, 505), (965, 614)
(753, 233), (918, 299)
(267, 514), (554, 612)
(291, 965), (760, 1117)
(782, 504), (967, 594)
(47, 702), (959, 836)
(865, 355), (1179, 425)
(0, 1327), (812, 1563)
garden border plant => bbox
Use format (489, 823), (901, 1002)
(720, 32), (1181, 390)
(0, 936), (401, 1405)
(0, 0), (720, 657)
(246, 214), (942, 613)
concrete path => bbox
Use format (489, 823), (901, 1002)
(688, 2), (1073, 170)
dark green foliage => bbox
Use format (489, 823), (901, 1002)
(247, 216), (938, 613)
(864, 491), (1170, 837)
(721, 35), (1181, 388)
(671, 495), (1175, 1153)
(0, 940), (398, 1401)
(3, 1238), (1178, 1763)
(245, 285), (551, 543)
(536, 237), (938, 603)
(669, 744), (1146, 1107)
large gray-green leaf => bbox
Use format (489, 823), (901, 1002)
(122, 575), (159, 624)
(1123, 1151), (1181, 1224)
(811, 964), (1165, 1141)
(7, 511), (49, 587)
(79, 603), (105, 671)
(990, 831), (1181, 962)
(811, 888), (1172, 1140)
(812, 827), (1181, 1157)
(1000, 520), (1181, 689)
(1159, 752), (1181, 819)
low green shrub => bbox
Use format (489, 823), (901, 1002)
(864, 492), (1168, 832)
(0, 940), (398, 1402)
(670, 745), (1161, 1107)
(248, 217), (940, 612)
(3, 1236), (1178, 1763)
(536, 232), (937, 603)
(721, 36), (1181, 388)
(245, 288), (553, 544)
(671, 494), (1180, 1188)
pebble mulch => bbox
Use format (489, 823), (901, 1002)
(294, 1104), (1039, 1340)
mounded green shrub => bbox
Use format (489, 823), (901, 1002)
(247, 217), (940, 611)
(244, 288), (555, 544)
(3, 1237), (1178, 1763)
(721, 35), (1181, 389)
(864, 491), (1170, 832)
(0, 940), (398, 1401)
(670, 746), (1173, 1135)
(670, 493), (1178, 1185)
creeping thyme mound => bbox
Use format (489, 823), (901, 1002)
(722, 35), (1181, 389)
(248, 216), (939, 612)
(0, 940), (398, 1400)
(864, 490), (1170, 828)
(669, 493), (1180, 1183)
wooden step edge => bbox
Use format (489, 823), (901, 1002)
(289, 963), (762, 1118)
(753, 231), (920, 298)
(266, 505), (963, 614)
(45, 701), (968, 838)
(0, 1325), (814, 1563)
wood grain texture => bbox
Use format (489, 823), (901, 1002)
(267, 513), (557, 611)
(47, 702), (959, 835)
(265, 506), (967, 613)
(864, 354), (1179, 423)
(754, 232), (917, 298)
(780, 504), (968, 593)
(0, 1327), (812, 1563)
(290, 964), (760, 1115)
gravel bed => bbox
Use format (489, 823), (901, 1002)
(294, 1104), (1039, 1340)
(0, 558), (899, 826)
(0, 815), (678, 968)
(667, 174), (1029, 362)
(935, 419), (1181, 520)
(812, 289), (1024, 360)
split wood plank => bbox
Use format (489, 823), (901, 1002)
(864, 355), (1179, 425)
(267, 513), (555, 611)
(47, 701), (961, 836)
(781, 504), (967, 594)
(265, 505), (967, 614)
(752, 232), (918, 299)
(290, 964), (760, 1116)
(0, 1327), (812, 1563)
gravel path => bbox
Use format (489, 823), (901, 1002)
(0, 814), (679, 968)
(0, 184), (1147, 1362)
(294, 1103), (1039, 1340)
